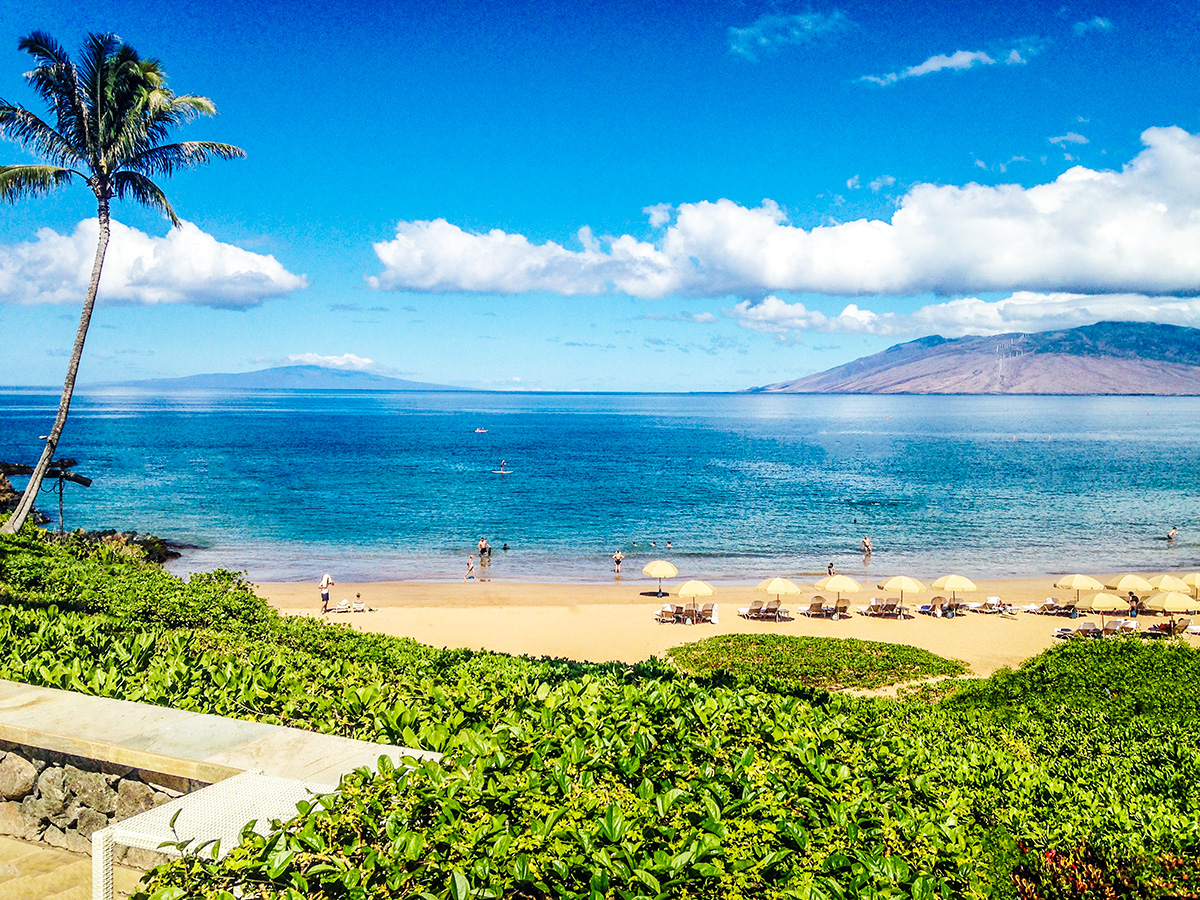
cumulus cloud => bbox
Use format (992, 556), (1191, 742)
(728, 11), (851, 61)
(286, 353), (380, 372)
(369, 127), (1200, 301)
(727, 291), (1200, 338)
(1074, 17), (1113, 35)
(1050, 132), (1089, 145)
(0, 219), (307, 307)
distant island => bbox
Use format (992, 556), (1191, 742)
(750, 321), (1200, 395)
(97, 365), (463, 392)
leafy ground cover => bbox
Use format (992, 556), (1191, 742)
(1, 526), (1199, 899)
(667, 633), (967, 693)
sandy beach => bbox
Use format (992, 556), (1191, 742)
(256, 576), (1199, 678)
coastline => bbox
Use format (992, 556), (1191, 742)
(255, 576), (1200, 677)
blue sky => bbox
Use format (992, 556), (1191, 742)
(2, 0), (1200, 390)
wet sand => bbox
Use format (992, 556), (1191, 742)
(257, 576), (1199, 677)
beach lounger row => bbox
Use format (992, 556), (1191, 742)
(655, 602), (717, 624)
(1055, 618), (1140, 639)
(737, 598), (789, 621)
(861, 597), (907, 618)
(913, 596), (964, 617)
(797, 596), (850, 619)
(1141, 617), (1192, 638)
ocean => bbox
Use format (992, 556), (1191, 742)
(0, 389), (1196, 583)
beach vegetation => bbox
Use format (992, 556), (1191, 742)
(667, 633), (967, 693)
(0, 32), (243, 534)
(1, 529), (1198, 898)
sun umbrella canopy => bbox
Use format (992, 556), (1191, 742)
(1078, 592), (1130, 612)
(931, 574), (977, 592)
(814, 574), (861, 594)
(755, 577), (801, 596)
(1054, 574), (1104, 592)
(1148, 574), (1190, 592)
(1145, 591), (1195, 613)
(877, 575), (927, 595)
(1105, 573), (1153, 594)
(642, 560), (678, 578)
(673, 580), (716, 599)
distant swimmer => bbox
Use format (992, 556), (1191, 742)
(666, 540), (672, 550)
(1168, 526), (1178, 542)
(861, 535), (873, 555)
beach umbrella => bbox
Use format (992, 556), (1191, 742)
(1104, 573), (1154, 595)
(1145, 591), (1195, 613)
(1077, 591), (1129, 621)
(1054, 574), (1104, 603)
(814, 574), (861, 600)
(755, 577), (802, 603)
(1181, 573), (1200, 599)
(642, 559), (678, 597)
(930, 574), (977, 601)
(1148, 573), (1191, 593)
(876, 575), (927, 604)
(673, 580), (716, 599)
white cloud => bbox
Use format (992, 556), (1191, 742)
(286, 353), (379, 371)
(643, 203), (673, 228)
(1074, 17), (1113, 35)
(1050, 132), (1089, 145)
(370, 127), (1200, 300)
(0, 219), (308, 308)
(727, 291), (1200, 338)
(728, 11), (851, 61)
(861, 49), (994, 86)
(869, 175), (897, 192)
(846, 175), (861, 190)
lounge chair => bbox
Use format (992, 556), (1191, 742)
(1144, 616), (1191, 638)
(758, 598), (787, 621)
(1055, 622), (1101, 639)
(1051, 597), (1079, 617)
(832, 598), (850, 619)
(860, 597), (885, 616)
(655, 603), (680, 623)
(801, 598), (829, 618)
(973, 596), (1004, 614)
(1021, 598), (1058, 615)
(917, 596), (944, 617)
(738, 599), (764, 619)
(944, 597), (967, 617)
(697, 603), (717, 624)
(351, 599), (366, 613)
(332, 598), (351, 613)
(1118, 618), (1139, 635)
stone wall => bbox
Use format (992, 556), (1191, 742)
(0, 742), (209, 865)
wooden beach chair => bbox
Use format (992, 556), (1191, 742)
(655, 603), (680, 623)
(738, 599), (764, 619)
(801, 598), (829, 618)
(760, 598), (786, 621)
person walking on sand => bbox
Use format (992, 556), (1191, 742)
(464, 555), (476, 581)
(612, 549), (624, 574)
(318, 573), (334, 614)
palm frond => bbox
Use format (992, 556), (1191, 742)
(17, 31), (71, 69)
(0, 164), (77, 201)
(110, 171), (179, 225)
(122, 140), (244, 177)
(0, 102), (84, 167)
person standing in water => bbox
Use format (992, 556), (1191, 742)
(612, 549), (624, 574)
(1167, 526), (1178, 542)
(861, 536), (873, 555)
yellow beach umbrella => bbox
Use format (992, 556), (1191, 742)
(673, 580), (715, 599)
(755, 577), (802, 602)
(876, 575), (927, 603)
(1145, 591), (1195, 613)
(642, 559), (678, 597)
(1148, 574), (1189, 592)
(814, 574), (861, 600)
(1105, 573), (1153, 594)
(1181, 573), (1200, 598)
(1078, 591), (1129, 621)
(930, 574), (977, 601)
(1054, 574), (1104, 602)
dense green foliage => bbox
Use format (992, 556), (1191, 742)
(1, 528), (1198, 899)
(668, 634), (967, 693)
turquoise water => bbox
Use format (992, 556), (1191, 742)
(0, 389), (1196, 582)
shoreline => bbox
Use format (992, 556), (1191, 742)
(255, 575), (1200, 678)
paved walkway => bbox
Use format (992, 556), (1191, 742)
(0, 679), (438, 783)
(0, 835), (141, 900)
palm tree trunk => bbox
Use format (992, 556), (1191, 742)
(1, 202), (110, 534)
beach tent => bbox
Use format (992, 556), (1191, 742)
(642, 559), (678, 597)
(1054, 574), (1104, 603)
(876, 575), (927, 604)
(930, 574), (977, 601)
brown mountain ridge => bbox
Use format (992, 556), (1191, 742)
(750, 321), (1200, 395)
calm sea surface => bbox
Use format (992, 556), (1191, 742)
(0, 389), (1196, 583)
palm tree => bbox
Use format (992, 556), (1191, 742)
(0, 31), (243, 534)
